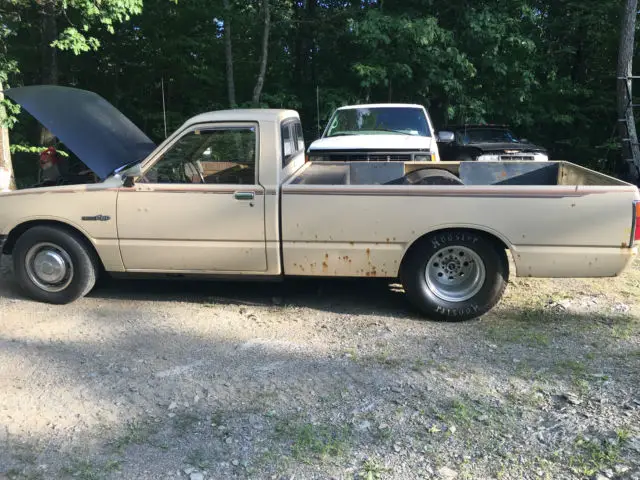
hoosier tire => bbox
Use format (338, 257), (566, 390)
(400, 230), (509, 321)
(13, 226), (98, 304)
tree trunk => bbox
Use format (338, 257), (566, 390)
(223, 0), (236, 108)
(252, 0), (271, 106)
(617, 0), (640, 183)
(0, 81), (16, 191)
(39, 0), (58, 146)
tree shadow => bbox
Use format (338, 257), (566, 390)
(0, 301), (638, 479)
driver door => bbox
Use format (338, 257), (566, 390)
(116, 122), (267, 273)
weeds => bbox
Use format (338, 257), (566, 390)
(275, 418), (352, 463)
(186, 448), (210, 470)
(61, 459), (120, 480)
(568, 430), (630, 477)
(356, 458), (390, 479)
(111, 419), (158, 453)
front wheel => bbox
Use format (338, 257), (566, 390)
(400, 230), (509, 321)
(13, 226), (98, 304)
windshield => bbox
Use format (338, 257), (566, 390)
(456, 128), (519, 144)
(325, 107), (431, 137)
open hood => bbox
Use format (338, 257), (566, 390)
(3, 85), (157, 180)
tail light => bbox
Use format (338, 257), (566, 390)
(634, 201), (640, 244)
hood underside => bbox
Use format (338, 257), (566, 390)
(3, 85), (157, 180)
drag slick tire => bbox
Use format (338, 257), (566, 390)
(400, 230), (509, 321)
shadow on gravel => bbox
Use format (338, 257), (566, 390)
(93, 275), (416, 319)
(0, 301), (638, 479)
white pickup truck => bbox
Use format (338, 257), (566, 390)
(1, 85), (639, 321)
(306, 103), (450, 162)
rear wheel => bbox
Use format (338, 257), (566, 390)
(400, 230), (508, 321)
(13, 226), (98, 304)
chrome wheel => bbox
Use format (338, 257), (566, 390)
(425, 246), (486, 302)
(24, 242), (74, 293)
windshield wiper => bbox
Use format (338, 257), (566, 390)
(373, 128), (413, 135)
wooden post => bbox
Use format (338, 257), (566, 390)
(0, 81), (16, 191)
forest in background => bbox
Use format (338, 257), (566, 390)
(0, 0), (638, 183)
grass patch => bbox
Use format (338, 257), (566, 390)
(356, 458), (390, 479)
(554, 359), (587, 378)
(61, 459), (120, 480)
(186, 448), (210, 470)
(275, 418), (352, 463)
(111, 419), (158, 453)
(6, 469), (44, 480)
(568, 430), (630, 477)
(485, 325), (550, 347)
(373, 349), (402, 368)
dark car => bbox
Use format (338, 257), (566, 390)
(437, 124), (549, 162)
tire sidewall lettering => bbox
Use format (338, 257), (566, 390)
(435, 304), (480, 317)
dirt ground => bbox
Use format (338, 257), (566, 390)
(0, 254), (639, 480)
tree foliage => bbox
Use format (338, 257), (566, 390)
(1, 0), (638, 177)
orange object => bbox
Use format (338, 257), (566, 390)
(39, 146), (60, 169)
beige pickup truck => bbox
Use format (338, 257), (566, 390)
(1, 85), (639, 321)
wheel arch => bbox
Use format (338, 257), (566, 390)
(2, 219), (104, 271)
(399, 226), (511, 276)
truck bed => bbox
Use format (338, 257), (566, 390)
(281, 160), (638, 281)
(287, 160), (627, 187)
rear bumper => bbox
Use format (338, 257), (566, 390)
(512, 245), (637, 278)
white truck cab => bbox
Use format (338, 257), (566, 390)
(307, 103), (452, 163)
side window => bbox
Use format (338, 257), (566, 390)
(282, 120), (305, 168)
(141, 126), (256, 185)
(295, 122), (305, 151)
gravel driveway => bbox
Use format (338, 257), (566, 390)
(0, 255), (639, 480)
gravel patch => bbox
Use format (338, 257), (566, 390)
(0, 255), (638, 479)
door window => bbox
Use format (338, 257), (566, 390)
(141, 126), (257, 184)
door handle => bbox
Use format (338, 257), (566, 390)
(234, 191), (255, 201)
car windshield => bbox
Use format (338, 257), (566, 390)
(456, 128), (519, 144)
(325, 107), (431, 137)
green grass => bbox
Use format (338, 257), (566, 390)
(356, 458), (390, 479)
(275, 418), (352, 463)
(111, 419), (158, 453)
(61, 459), (120, 480)
(485, 325), (550, 347)
(568, 430), (630, 477)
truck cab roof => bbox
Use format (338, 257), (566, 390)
(185, 108), (299, 125)
(335, 103), (425, 111)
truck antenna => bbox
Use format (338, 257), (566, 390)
(161, 77), (168, 138)
(316, 85), (320, 134)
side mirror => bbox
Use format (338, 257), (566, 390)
(121, 163), (142, 187)
(437, 131), (455, 143)
(123, 175), (135, 187)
